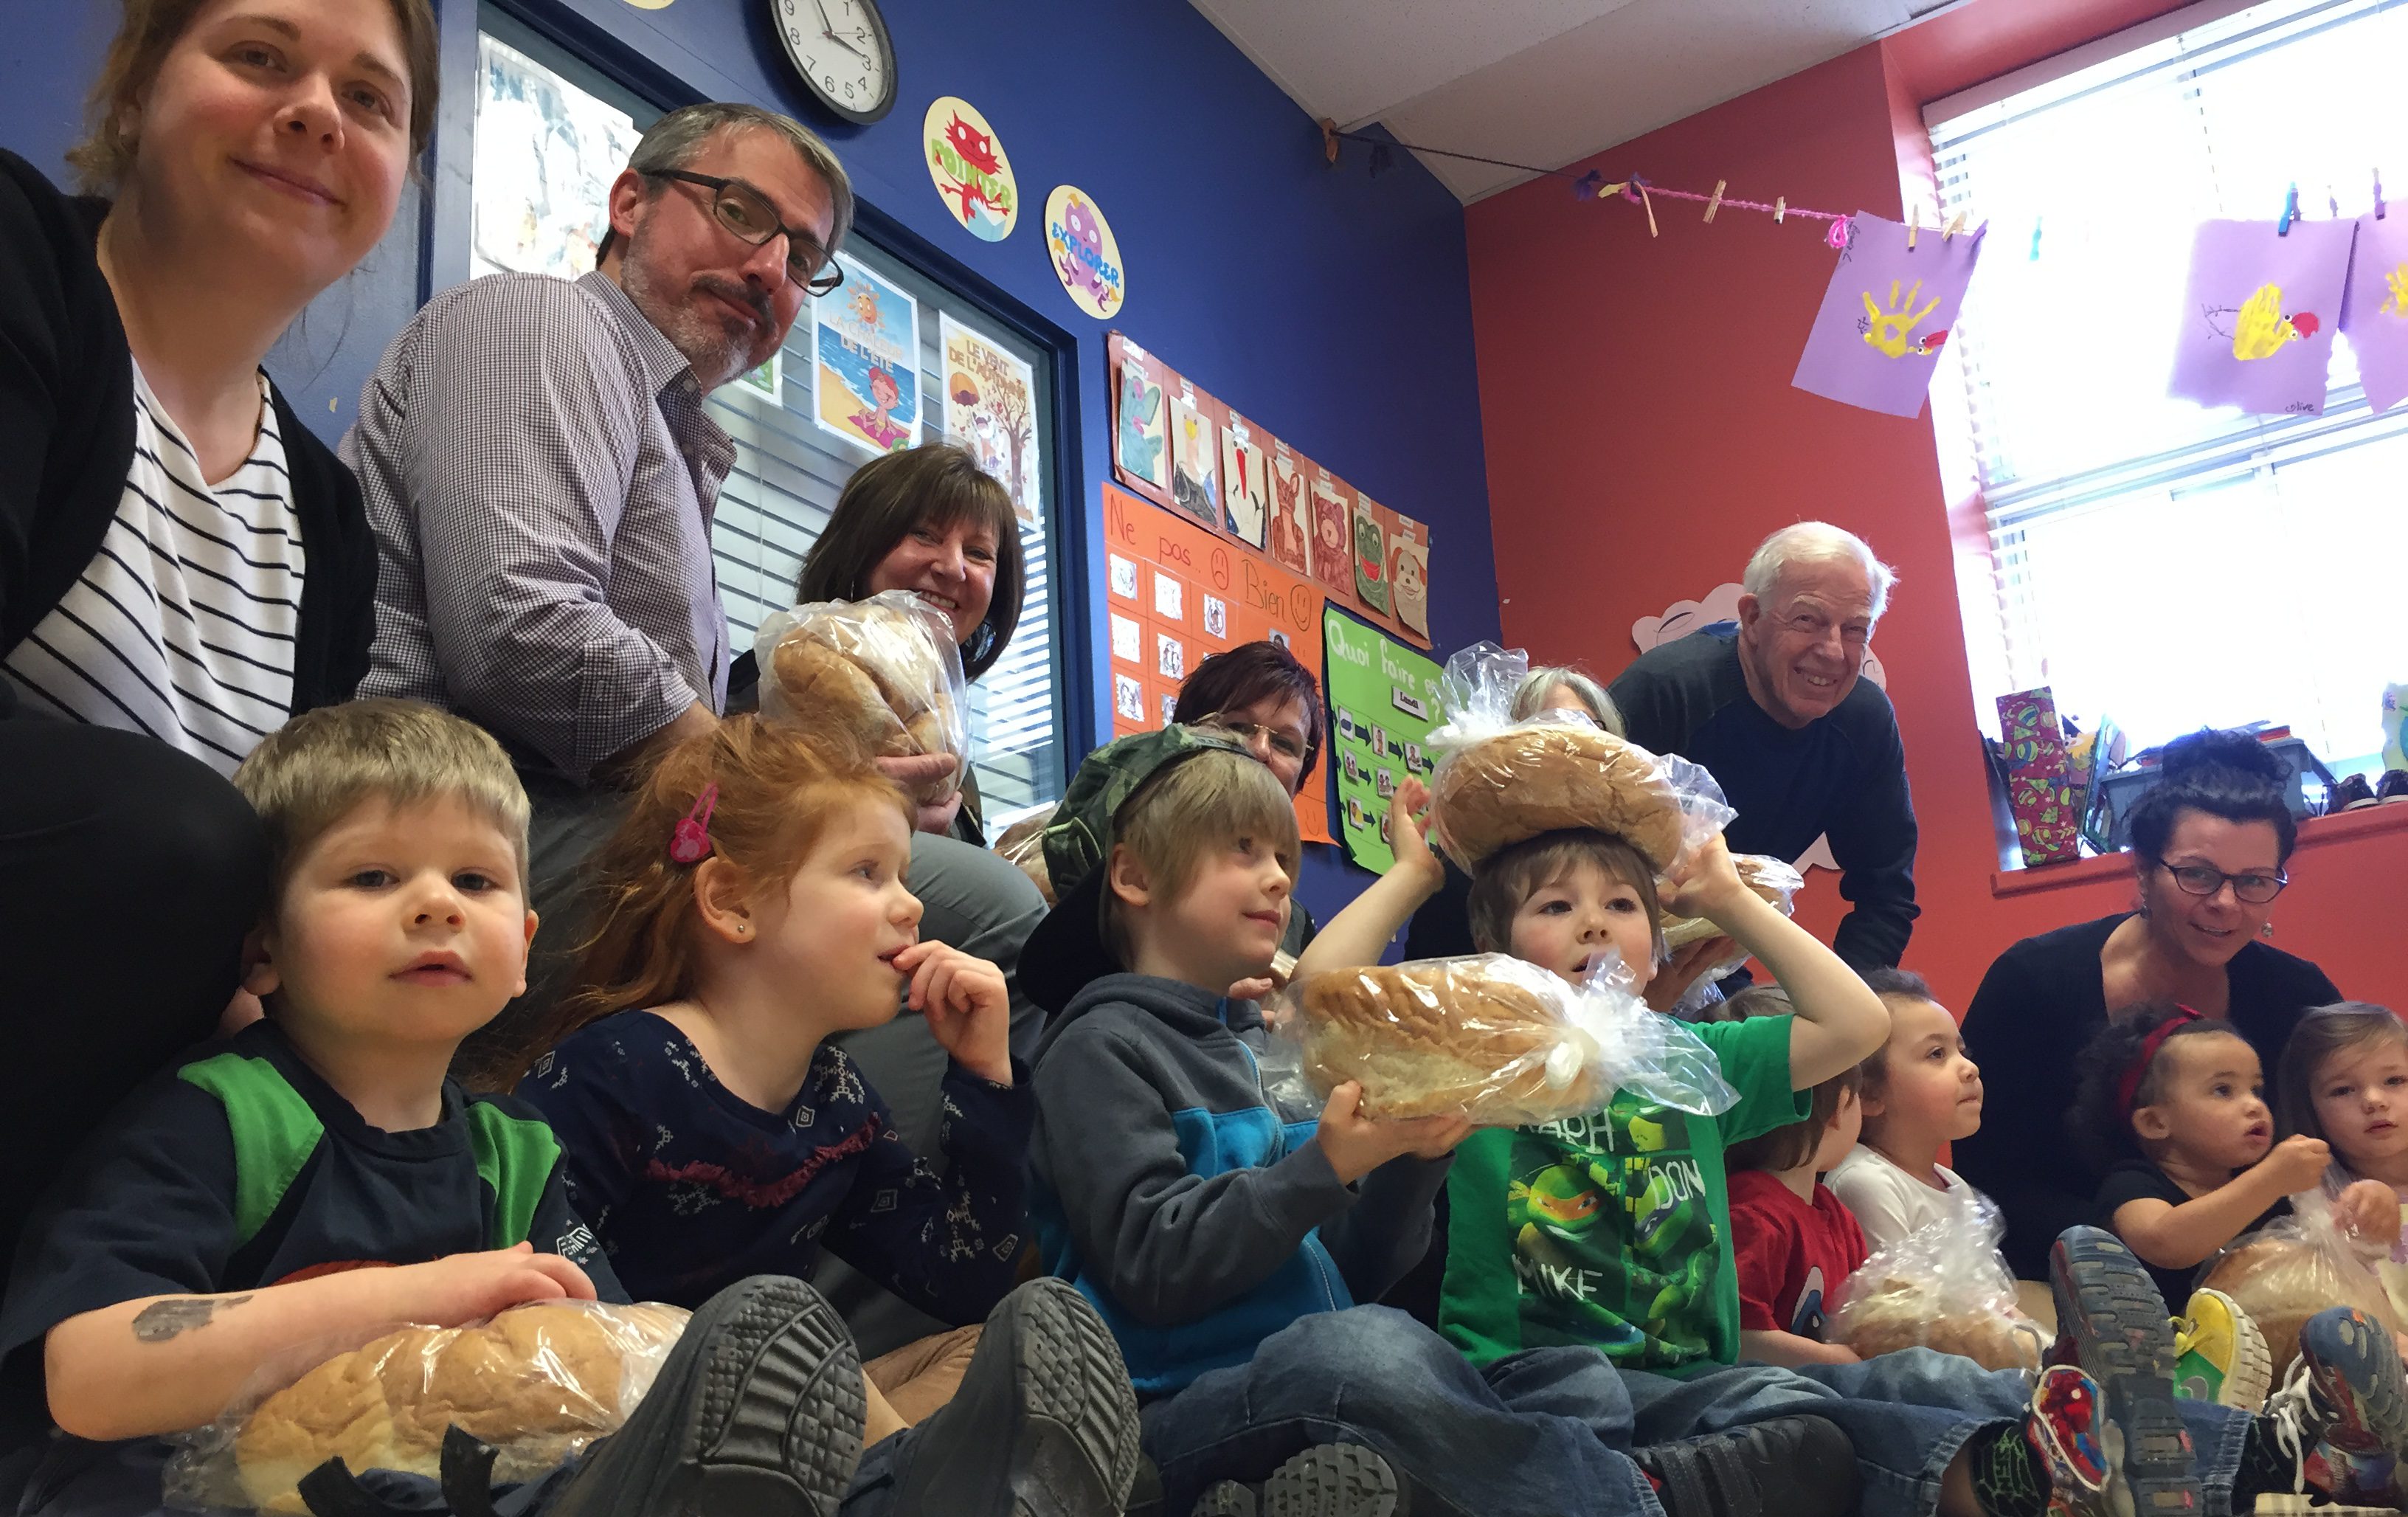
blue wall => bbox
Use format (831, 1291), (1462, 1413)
(5, 0), (1501, 921)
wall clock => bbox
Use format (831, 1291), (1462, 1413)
(772, 0), (896, 125)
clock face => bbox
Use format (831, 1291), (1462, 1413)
(773, 0), (897, 125)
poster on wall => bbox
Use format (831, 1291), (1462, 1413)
(923, 97), (1018, 242)
(2342, 211), (2408, 414)
(1388, 513), (1432, 643)
(1104, 484), (1332, 843)
(1792, 212), (1986, 418)
(1045, 185), (1127, 320)
(1220, 413), (1269, 550)
(1350, 493), (1392, 616)
(1110, 334), (1172, 505)
(813, 254), (920, 454)
(940, 316), (1041, 526)
(1307, 470), (1354, 596)
(2170, 218), (2354, 416)
(469, 35), (638, 280)
(1322, 608), (1447, 874)
(1267, 444), (1312, 578)
(1167, 381), (1222, 531)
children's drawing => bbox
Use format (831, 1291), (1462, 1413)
(812, 255), (919, 454)
(1309, 478), (1352, 595)
(1169, 394), (1219, 530)
(1115, 674), (1144, 724)
(1388, 515), (1430, 641)
(1268, 454), (1311, 577)
(2342, 212), (2408, 414)
(1115, 358), (1166, 491)
(940, 317), (1040, 526)
(1352, 497), (1390, 615)
(1792, 212), (1985, 418)
(1045, 185), (1126, 319)
(2170, 218), (2353, 418)
(1221, 423), (1268, 549)
(922, 97), (1017, 242)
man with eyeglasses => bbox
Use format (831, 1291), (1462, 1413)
(342, 102), (853, 1074)
(1608, 522), (1920, 981)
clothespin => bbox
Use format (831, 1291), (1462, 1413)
(1908, 203), (1919, 249)
(1774, 196), (1787, 224)
(2328, 185), (2341, 219)
(2376, 168), (2387, 220)
(1704, 179), (1726, 224)
(2277, 182), (2298, 236)
(1318, 118), (1340, 167)
(1943, 211), (1967, 241)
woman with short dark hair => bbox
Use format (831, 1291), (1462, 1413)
(1954, 728), (2342, 1279)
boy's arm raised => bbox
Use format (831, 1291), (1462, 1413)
(45, 1245), (595, 1442)
(1293, 778), (1447, 981)
(1662, 835), (1887, 1089)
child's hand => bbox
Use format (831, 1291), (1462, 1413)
(400, 1243), (596, 1326)
(1644, 936), (1738, 1014)
(1385, 778), (1446, 894)
(1658, 834), (1749, 923)
(2253, 1134), (2332, 1196)
(2336, 1178), (2402, 1245)
(1313, 1082), (1473, 1184)
(896, 941), (1013, 1085)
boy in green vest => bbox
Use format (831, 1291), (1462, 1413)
(0, 699), (866, 1517)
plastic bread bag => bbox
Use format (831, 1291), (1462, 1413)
(1833, 1195), (2046, 1374)
(754, 589), (969, 806)
(1422, 643), (1737, 875)
(1258, 950), (1738, 1128)
(164, 1300), (691, 1515)
(992, 804), (1057, 905)
(1661, 854), (1805, 1018)
(2200, 1184), (2406, 1375)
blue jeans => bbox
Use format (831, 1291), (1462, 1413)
(1138, 1307), (1664, 1517)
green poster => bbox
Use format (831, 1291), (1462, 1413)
(1322, 607), (1447, 873)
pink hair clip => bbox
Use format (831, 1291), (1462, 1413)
(669, 784), (719, 865)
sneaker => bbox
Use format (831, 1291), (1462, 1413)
(2264, 1305), (2408, 1504)
(1634, 1414), (1859, 1517)
(2377, 770), (2408, 804)
(1194, 1443), (1421, 1516)
(886, 1276), (1141, 1516)
(2331, 774), (2379, 812)
(2173, 1288), (2273, 1411)
(2047, 1226), (2201, 1515)
(545, 1274), (866, 1517)
(2025, 1364), (2114, 1515)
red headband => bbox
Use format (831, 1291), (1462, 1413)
(2116, 1005), (2206, 1116)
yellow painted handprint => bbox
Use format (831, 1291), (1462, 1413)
(1861, 279), (1942, 359)
(2382, 263), (2408, 319)
(2231, 283), (2304, 359)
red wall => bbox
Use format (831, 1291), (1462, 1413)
(1464, 44), (2408, 1017)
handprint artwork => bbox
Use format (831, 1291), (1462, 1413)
(2171, 218), (2353, 418)
(1793, 212), (1985, 417)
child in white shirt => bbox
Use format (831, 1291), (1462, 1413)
(1828, 967), (1989, 1250)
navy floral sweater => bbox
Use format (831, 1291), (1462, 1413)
(519, 1010), (1032, 1319)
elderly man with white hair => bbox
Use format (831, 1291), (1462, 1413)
(1607, 522), (1919, 973)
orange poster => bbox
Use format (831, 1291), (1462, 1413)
(1101, 483), (1332, 845)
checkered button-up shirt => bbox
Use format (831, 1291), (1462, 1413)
(347, 271), (735, 781)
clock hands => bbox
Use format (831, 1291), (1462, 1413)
(809, 0), (873, 63)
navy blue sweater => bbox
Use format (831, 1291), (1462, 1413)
(1608, 625), (1919, 971)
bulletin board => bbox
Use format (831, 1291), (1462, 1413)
(1109, 334), (1432, 649)
(1322, 608), (1447, 873)
(1102, 483), (1334, 845)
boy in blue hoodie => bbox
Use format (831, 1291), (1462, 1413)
(1021, 728), (1858, 1517)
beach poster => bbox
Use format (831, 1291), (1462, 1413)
(813, 254), (920, 454)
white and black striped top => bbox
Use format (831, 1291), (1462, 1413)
(2, 365), (304, 774)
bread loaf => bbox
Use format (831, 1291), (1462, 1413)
(1429, 725), (1686, 871)
(762, 596), (966, 805)
(1837, 1279), (2043, 1372)
(1296, 956), (1606, 1125)
(234, 1302), (688, 1514)
(1661, 854), (1796, 950)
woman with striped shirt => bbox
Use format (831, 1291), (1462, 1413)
(0, 0), (435, 1260)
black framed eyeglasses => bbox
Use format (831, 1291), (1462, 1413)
(643, 169), (842, 294)
(2154, 859), (2289, 905)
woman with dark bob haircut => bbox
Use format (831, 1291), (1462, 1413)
(1954, 728), (2343, 1279)
(1171, 638), (1329, 958)
(0, 0), (435, 1264)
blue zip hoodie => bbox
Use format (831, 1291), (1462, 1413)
(1029, 972), (1450, 1396)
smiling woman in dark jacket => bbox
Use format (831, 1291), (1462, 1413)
(0, 0), (435, 1262)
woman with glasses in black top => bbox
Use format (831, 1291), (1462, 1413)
(1954, 728), (2342, 1279)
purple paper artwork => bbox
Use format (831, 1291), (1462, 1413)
(2169, 218), (2353, 417)
(1792, 213), (1986, 418)
(2341, 211), (2408, 414)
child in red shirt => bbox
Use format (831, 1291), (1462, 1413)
(1721, 989), (1870, 1366)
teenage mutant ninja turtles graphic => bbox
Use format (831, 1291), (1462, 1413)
(1504, 1099), (1720, 1366)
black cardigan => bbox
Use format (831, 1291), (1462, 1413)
(0, 149), (372, 722)
(1951, 911), (2342, 1279)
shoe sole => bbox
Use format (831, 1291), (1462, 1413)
(1260, 1444), (1402, 1517)
(2050, 1229), (2200, 1516)
(2303, 1307), (2408, 1459)
(548, 1276), (865, 1517)
(2210, 1290), (2274, 1412)
(1196, 1482), (1260, 1516)
(1008, 1278), (1144, 1516)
